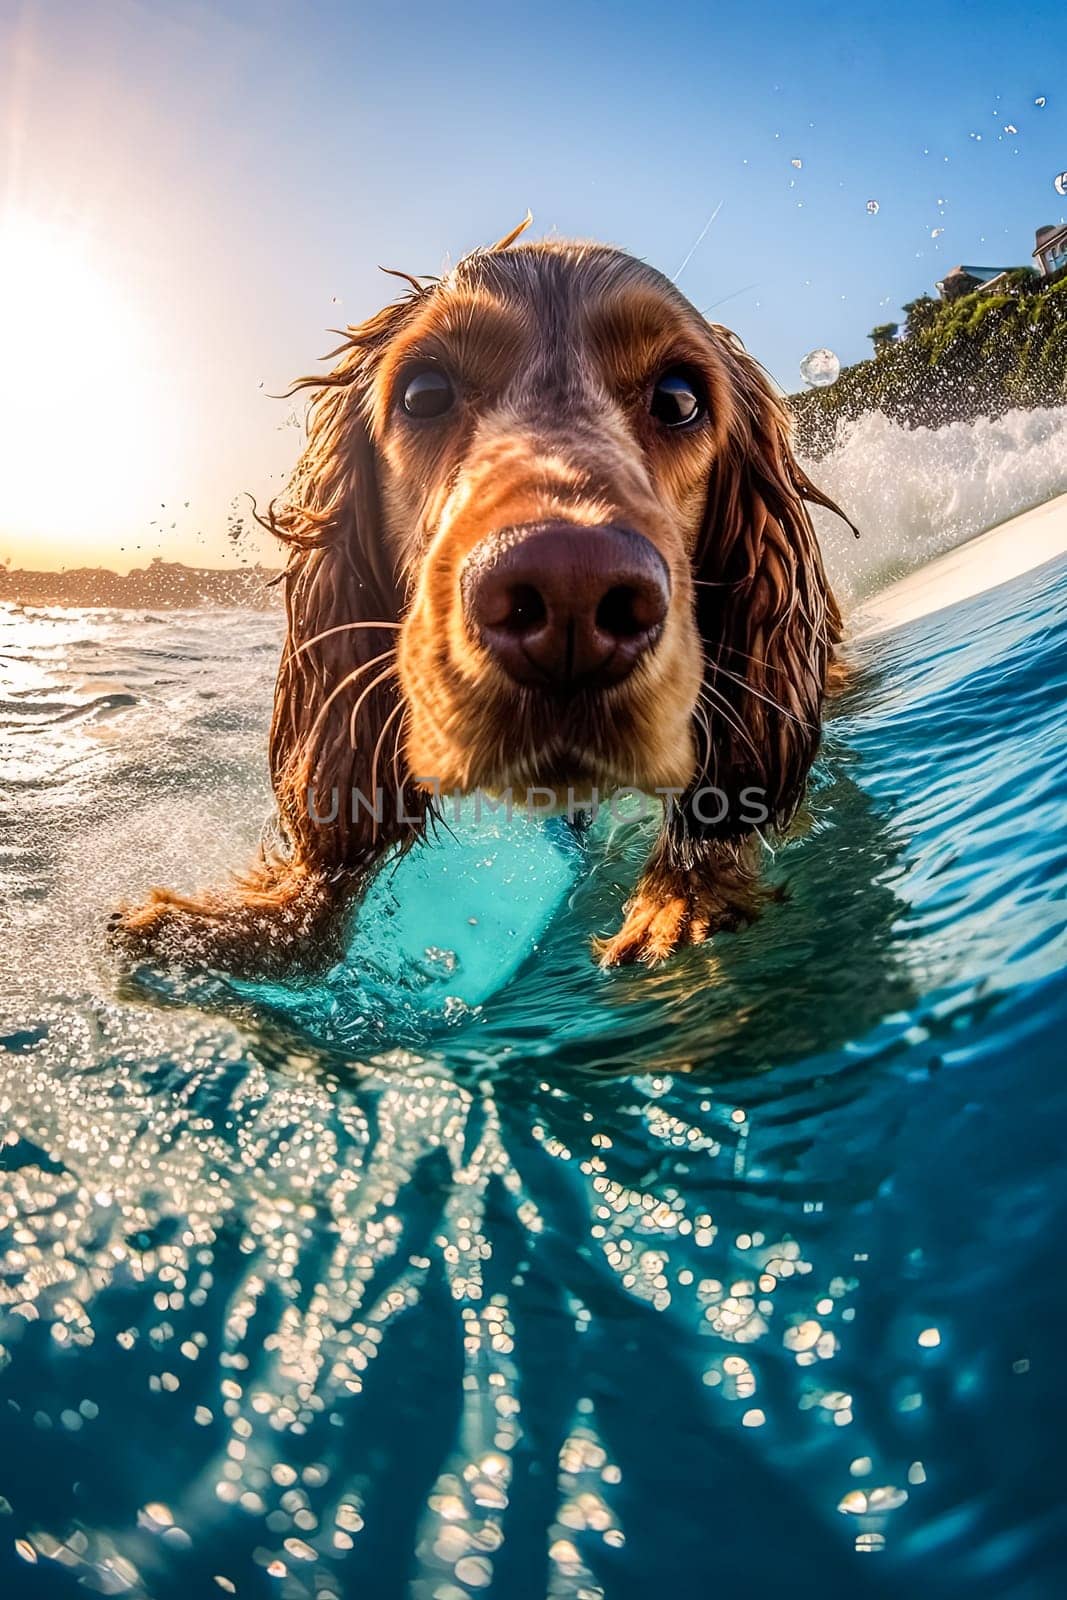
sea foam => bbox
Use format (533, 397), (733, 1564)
(803, 404), (1067, 603)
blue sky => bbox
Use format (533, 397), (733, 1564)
(1, 0), (1064, 568)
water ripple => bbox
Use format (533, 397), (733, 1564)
(0, 557), (1064, 1597)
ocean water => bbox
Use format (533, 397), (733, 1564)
(1, 439), (1065, 1596)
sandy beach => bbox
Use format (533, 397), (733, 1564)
(853, 490), (1067, 637)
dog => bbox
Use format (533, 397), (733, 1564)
(111, 220), (851, 976)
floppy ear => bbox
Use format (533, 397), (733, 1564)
(108, 298), (434, 977)
(688, 331), (846, 835)
(264, 301), (430, 877)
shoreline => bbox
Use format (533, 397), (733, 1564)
(852, 490), (1067, 637)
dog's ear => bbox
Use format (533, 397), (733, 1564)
(263, 301), (428, 876)
(689, 331), (845, 834)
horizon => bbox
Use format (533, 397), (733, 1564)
(1, 0), (1064, 574)
(1, 552), (281, 576)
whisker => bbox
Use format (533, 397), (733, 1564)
(691, 698), (714, 768)
(698, 680), (763, 765)
(700, 280), (761, 315)
(389, 705), (410, 804)
(291, 620), (401, 661)
(712, 661), (815, 731)
(347, 663), (400, 748)
(672, 198), (724, 282)
(305, 647), (398, 760)
(714, 642), (791, 677)
(369, 699), (405, 830)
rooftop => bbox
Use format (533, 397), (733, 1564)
(940, 264), (1014, 283)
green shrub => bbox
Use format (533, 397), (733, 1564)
(790, 275), (1067, 453)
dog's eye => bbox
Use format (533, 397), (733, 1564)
(401, 366), (455, 419)
(650, 369), (704, 427)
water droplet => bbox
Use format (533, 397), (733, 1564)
(141, 1503), (174, 1529)
(422, 946), (458, 976)
(931, 228), (944, 239)
(455, 1555), (493, 1587)
(799, 349), (841, 389)
(868, 1485), (909, 1511)
(283, 1538), (316, 1562)
(442, 995), (477, 1022)
(784, 1318), (822, 1351)
(918, 1326), (941, 1347)
(791, 158), (803, 169)
(1054, 172), (1067, 197)
(1035, 96), (1046, 107)
(866, 199), (880, 215)
(1004, 124), (1018, 134)
(549, 1538), (581, 1567)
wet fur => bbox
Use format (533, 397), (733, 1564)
(111, 224), (849, 975)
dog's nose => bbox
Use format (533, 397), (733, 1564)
(463, 522), (670, 691)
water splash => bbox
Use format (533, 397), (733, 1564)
(802, 406), (1067, 601)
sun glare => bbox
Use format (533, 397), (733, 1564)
(0, 212), (184, 566)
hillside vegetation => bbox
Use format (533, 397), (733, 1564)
(790, 268), (1067, 456)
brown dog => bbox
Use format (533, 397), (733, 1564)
(112, 221), (850, 976)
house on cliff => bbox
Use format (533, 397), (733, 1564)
(936, 263), (1015, 301)
(937, 226), (1067, 302)
(1033, 223), (1067, 278)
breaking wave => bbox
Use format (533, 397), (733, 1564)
(804, 404), (1067, 601)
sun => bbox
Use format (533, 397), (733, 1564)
(0, 211), (184, 567)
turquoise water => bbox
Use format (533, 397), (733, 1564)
(0, 546), (1064, 1598)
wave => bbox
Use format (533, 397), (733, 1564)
(803, 405), (1067, 603)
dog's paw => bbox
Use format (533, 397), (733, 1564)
(593, 888), (690, 968)
(593, 865), (761, 968)
(107, 873), (342, 979)
(106, 894), (203, 965)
